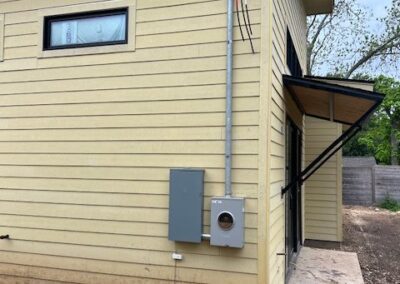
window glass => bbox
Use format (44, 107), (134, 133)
(44, 9), (128, 50)
(286, 29), (303, 77)
(50, 14), (126, 47)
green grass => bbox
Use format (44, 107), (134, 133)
(380, 197), (400, 212)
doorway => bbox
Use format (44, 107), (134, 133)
(285, 117), (302, 274)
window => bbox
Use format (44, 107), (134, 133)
(38, 0), (136, 58)
(286, 29), (303, 77)
(43, 8), (128, 50)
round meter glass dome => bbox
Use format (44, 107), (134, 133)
(217, 211), (235, 230)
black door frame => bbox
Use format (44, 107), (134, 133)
(285, 117), (302, 275)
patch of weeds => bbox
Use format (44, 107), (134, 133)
(380, 197), (400, 212)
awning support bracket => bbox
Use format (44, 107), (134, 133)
(281, 101), (381, 198)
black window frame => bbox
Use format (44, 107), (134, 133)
(43, 8), (129, 51)
(286, 28), (303, 78)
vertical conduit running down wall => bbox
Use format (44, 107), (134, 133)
(201, 0), (235, 241)
(225, 0), (234, 197)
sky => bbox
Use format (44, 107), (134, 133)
(358, 0), (391, 29)
(360, 0), (391, 16)
(356, 0), (397, 78)
(317, 0), (398, 78)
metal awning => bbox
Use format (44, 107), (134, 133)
(282, 75), (385, 196)
(284, 75), (384, 125)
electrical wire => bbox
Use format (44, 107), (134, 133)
(245, 0), (253, 35)
(236, 0), (245, 41)
(240, 0), (255, 53)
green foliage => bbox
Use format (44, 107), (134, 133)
(357, 116), (392, 164)
(343, 76), (400, 165)
(343, 119), (392, 164)
(376, 76), (400, 122)
(343, 131), (375, 157)
(380, 197), (400, 212)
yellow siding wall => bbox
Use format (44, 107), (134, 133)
(304, 116), (343, 242)
(0, 0), (262, 283)
(269, 0), (306, 283)
(0, 13), (4, 62)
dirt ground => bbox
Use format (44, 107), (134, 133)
(341, 206), (400, 284)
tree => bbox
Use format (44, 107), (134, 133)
(307, 0), (400, 164)
(342, 131), (374, 158)
(374, 76), (400, 165)
(344, 76), (400, 165)
(307, 0), (400, 79)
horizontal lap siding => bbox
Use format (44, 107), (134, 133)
(304, 116), (343, 242)
(269, 0), (306, 283)
(0, 0), (261, 283)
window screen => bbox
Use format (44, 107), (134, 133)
(43, 8), (128, 50)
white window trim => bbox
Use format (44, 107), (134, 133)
(37, 0), (136, 58)
(0, 14), (4, 62)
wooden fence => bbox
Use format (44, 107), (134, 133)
(343, 157), (400, 205)
(375, 166), (400, 202)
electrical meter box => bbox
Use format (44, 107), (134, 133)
(210, 197), (245, 248)
(168, 169), (204, 243)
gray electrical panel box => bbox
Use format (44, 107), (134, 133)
(168, 169), (204, 243)
(210, 197), (245, 248)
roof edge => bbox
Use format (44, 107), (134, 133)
(283, 75), (385, 102)
(303, 0), (334, 16)
(305, 75), (375, 84)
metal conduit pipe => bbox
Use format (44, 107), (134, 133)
(201, 234), (211, 240)
(225, 0), (234, 197)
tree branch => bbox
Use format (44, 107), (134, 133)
(309, 14), (331, 50)
(345, 33), (400, 78)
(307, 14), (331, 74)
(307, 16), (317, 38)
(310, 34), (331, 72)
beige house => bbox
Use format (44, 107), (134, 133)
(0, 0), (384, 283)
